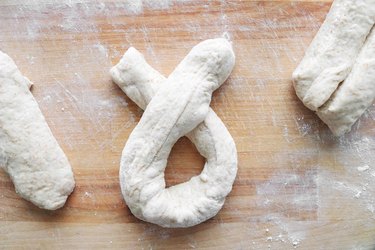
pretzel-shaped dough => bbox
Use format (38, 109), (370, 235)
(111, 38), (237, 228)
(0, 51), (75, 210)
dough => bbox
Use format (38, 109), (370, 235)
(0, 51), (75, 210)
(293, 0), (375, 135)
(318, 27), (375, 135)
(110, 38), (237, 228)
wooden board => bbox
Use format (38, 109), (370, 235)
(1, 0), (375, 249)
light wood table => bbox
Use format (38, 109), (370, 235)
(0, 0), (374, 249)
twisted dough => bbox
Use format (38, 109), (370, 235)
(318, 28), (375, 136)
(111, 38), (237, 228)
(293, 0), (375, 136)
(0, 51), (75, 210)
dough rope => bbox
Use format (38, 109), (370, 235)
(317, 27), (375, 136)
(111, 38), (238, 228)
(293, 0), (375, 136)
(0, 51), (75, 210)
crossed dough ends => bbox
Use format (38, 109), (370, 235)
(111, 38), (237, 228)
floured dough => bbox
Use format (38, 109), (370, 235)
(293, 0), (375, 136)
(111, 38), (237, 228)
(317, 28), (375, 135)
(0, 51), (75, 210)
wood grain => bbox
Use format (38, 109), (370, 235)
(1, 0), (375, 249)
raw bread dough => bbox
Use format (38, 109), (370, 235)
(293, 0), (375, 135)
(111, 38), (237, 228)
(318, 27), (375, 135)
(0, 51), (75, 210)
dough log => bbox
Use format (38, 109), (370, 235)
(292, 0), (375, 136)
(318, 27), (375, 135)
(0, 51), (75, 210)
(111, 38), (237, 228)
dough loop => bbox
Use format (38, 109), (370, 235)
(111, 39), (238, 228)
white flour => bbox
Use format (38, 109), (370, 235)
(1, 0), (374, 248)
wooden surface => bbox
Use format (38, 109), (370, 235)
(1, 0), (375, 249)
